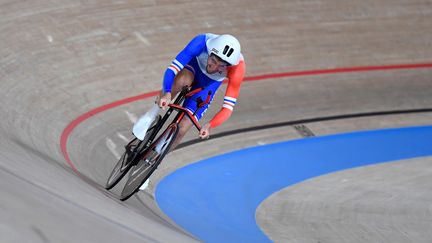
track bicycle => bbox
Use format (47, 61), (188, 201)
(105, 86), (211, 201)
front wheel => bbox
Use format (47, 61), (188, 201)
(105, 138), (140, 189)
(120, 123), (179, 200)
(105, 115), (161, 190)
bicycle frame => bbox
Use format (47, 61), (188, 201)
(112, 85), (211, 199)
(169, 104), (202, 131)
(140, 86), (208, 151)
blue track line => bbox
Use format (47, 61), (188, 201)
(156, 125), (432, 242)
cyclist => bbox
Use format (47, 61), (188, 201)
(156, 33), (245, 149)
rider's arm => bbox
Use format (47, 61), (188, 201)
(209, 59), (246, 128)
(162, 34), (206, 93)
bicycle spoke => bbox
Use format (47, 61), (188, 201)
(120, 124), (178, 200)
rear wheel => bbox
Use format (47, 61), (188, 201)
(120, 123), (179, 200)
(105, 115), (161, 189)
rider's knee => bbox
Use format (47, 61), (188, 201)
(174, 69), (194, 87)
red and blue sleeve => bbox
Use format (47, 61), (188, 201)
(209, 59), (246, 128)
(162, 34), (206, 93)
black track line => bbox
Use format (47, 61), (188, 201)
(176, 108), (432, 150)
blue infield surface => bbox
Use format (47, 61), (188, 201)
(156, 125), (432, 242)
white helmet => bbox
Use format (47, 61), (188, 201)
(206, 34), (241, 65)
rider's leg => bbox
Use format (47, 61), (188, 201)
(159, 68), (195, 151)
(173, 69), (194, 95)
(158, 68), (194, 100)
(170, 117), (193, 151)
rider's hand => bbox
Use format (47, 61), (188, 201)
(157, 92), (172, 110)
(199, 123), (211, 139)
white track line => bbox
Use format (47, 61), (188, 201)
(124, 110), (138, 124)
(116, 132), (130, 143)
(134, 31), (151, 46)
(105, 138), (121, 159)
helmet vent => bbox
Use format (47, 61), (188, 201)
(223, 45), (234, 57)
(227, 48), (234, 57)
(223, 45), (229, 55)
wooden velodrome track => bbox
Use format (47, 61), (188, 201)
(1, 0), (432, 242)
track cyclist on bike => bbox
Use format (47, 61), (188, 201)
(155, 33), (246, 149)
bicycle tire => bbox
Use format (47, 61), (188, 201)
(120, 123), (179, 200)
(105, 115), (161, 189)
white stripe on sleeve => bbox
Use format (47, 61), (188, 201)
(168, 66), (179, 75)
(222, 104), (234, 111)
(173, 59), (184, 69)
